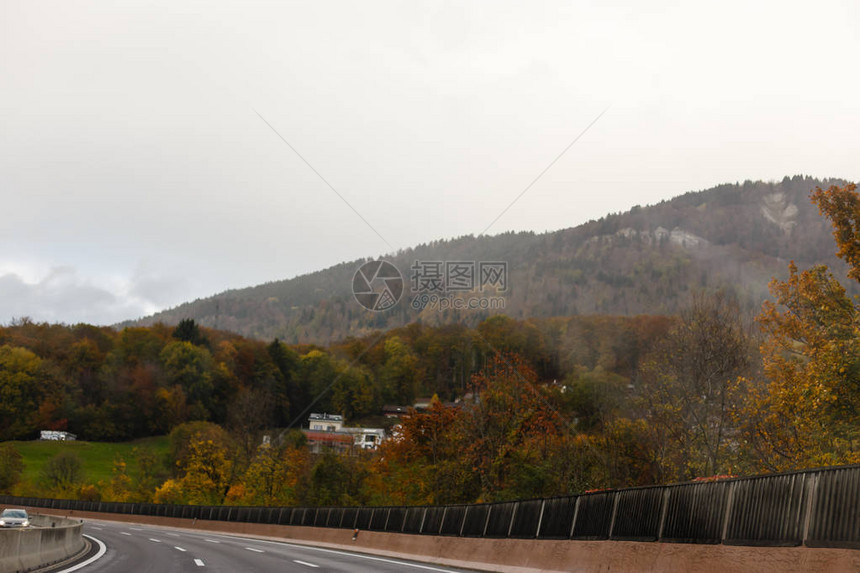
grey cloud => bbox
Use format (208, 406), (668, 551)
(127, 269), (190, 308)
(0, 268), (155, 326)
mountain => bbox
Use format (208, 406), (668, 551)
(125, 175), (855, 344)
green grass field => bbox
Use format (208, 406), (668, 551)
(8, 436), (170, 487)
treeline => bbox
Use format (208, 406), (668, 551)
(0, 312), (672, 444)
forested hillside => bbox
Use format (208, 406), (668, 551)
(126, 176), (854, 344)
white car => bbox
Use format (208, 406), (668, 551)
(0, 509), (30, 527)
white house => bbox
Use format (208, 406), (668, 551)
(346, 427), (386, 450)
(307, 413), (343, 432)
(40, 430), (76, 441)
(305, 414), (386, 451)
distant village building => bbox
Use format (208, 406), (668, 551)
(40, 430), (76, 441)
(382, 405), (410, 419)
(307, 413), (343, 432)
(303, 413), (386, 453)
(348, 427), (386, 450)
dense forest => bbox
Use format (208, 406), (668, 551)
(127, 176), (857, 344)
(0, 313), (673, 444)
(0, 182), (857, 508)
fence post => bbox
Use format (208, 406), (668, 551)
(608, 492), (620, 539)
(721, 480), (736, 543)
(569, 496), (581, 539)
(534, 500), (546, 539)
(459, 506), (468, 537)
(418, 507), (428, 534)
(801, 472), (819, 547)
(439, 506), (448, 535)
(482, 506), (492, 538)
(657, 487), (671, 540)
(507, 502), (519, 538)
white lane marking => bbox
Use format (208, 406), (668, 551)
(175, 546), (187, 552)
(204, 538), (220, 543)
(120, 532), (132, 536)
(245, 547), (264, 553)
(294, 560), (319, 568)
(204, 534), (462, 573)
(149, 538), (162, 543)
(89, 526), (103, 531)
(194, 558), (205, 567)
(55, 534), (107, 573)
(130, 527), (144, 531)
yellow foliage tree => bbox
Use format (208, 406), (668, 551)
(232, 444), (308, 506)
(154, 438), (234, 505)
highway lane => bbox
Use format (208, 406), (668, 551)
(70, 519), (474, 573)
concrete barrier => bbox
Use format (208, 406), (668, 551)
(18, 506), (859, 573)
(0, 514), (85, 573)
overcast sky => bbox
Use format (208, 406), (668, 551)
(2, 0), (859, 326)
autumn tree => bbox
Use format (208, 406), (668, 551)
(230, 442), (309, 506)
(306, 451), (366, 507)
(744, 183), (860, 470)
(40, 451), (84, 494)
(172, 318), (208, 347)
(331, 365), (377, 421)
(379, 336), (420, 405)
(267, 339), (301, 425)
(461, 353), (565, 501)
(100, 456), (134, 502)
(294, 350), (338, 414)
(168, 421), (235, 477)
(0, 345), (44, 440)
(637, 292), (751, 480)
(367, 398), (476, 505)
(0, 443), (23, 493)
(748, 262), (859, 469)
(156, 438), (234, 505)
(160, 341), (215, 420)
(227, 386), (275, 461)
(811, 183), (860, 281)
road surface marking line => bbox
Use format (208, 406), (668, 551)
(194, 558), (205, 567)
(149, 538), (161, 543)
(130, 527), (144, 531)
(245, 547), (264, 553)
(166, 532), (180, 537)
(209, 534), (462, 573)
(120, 532), (132, 536)
(294, 560), (319, 568)
(175, 546), (186, 552)
(54, 535), (107, 573)
(204, 539), (220, 543)
(89, 527), (103, 530)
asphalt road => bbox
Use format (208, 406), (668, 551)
(65, 519), (473, 573)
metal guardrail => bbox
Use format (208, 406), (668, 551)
(2, 464), (857, 549)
